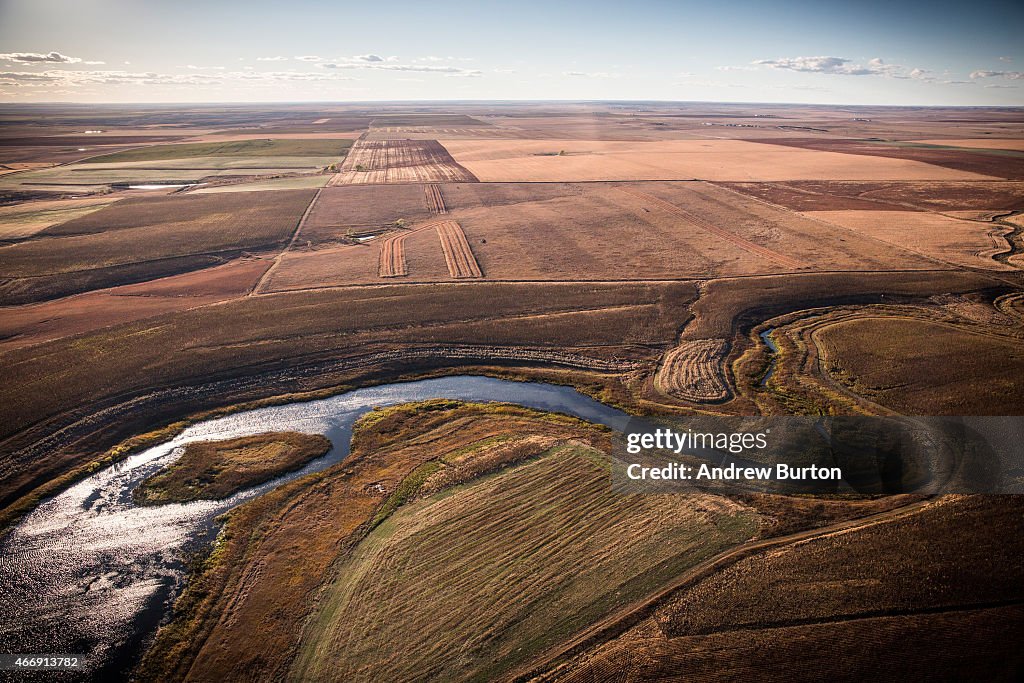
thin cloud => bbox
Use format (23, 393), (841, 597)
(563, 70), (618, 78)
(354, 54), (385, 62)
(0, 51), (83, 64)
(256, 56), (288, 62)
(319, 62), (481, 76)
(754, 56), (937, 81)
(753, 56), (875, 75)
(0, 69), (355, 89)
(970, 70), (1024, 80)
(294, 55), (324, 62)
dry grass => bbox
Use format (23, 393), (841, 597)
(655, 339), (730, 402)
(0, 197), (119, 239)
(289, 444), (756, 682)
(805, 210), (1017, 270)
(0, 190), (313, 277)
(133, 431), (330, 505)
(438, 139), (996, 182)
(424, 183), (447, 214)
(135, 403), (616, 682)
(434, 219), (482, 278)
(814, 314), (1024, 414)
(548, 496), (1024, 682)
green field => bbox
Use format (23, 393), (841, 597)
(81, 138), (353, 163)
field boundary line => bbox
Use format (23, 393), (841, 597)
(250, 187), (322, 295)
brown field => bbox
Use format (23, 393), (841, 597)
(424, 183), (447, 214)
(814, 315), (1024, 414)
(0, 196), (120, 239)
(913, 138), (1024, 151)
(754, 137), (1024, 180)
(265, 180), (936, 289)
(300, 184), (435, 244)
(547, 496), (1024, 682)
(716, 182), (916, 212)
(805, 210), (1017, 270)
(434, 219), (482, 278)
(439, 139), (998, 182)
(331, 139), (478, 185)
(0, 190), (312, 303)
(731, 301), (1024, 415)
(377, 226), (421, 277)
(133, 431), (330, 505)
(654, 339), (730, 403)
(723, 180), (1024, 212)
(0, 257), (271, 352)
(617, 186), (807, 269)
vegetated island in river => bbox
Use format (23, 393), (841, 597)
(133, 431), (332, 505)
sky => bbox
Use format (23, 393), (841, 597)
(0, 0), (1022, 106)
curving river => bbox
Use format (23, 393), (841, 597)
(0, 376), (631, 679)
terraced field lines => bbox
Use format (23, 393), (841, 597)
(655, 339), (730, 402)
(435, 220), (482, 278)
(377, 230), (408, 277)
(335, 139), (477, 185)
(377, 222), (443, 277)
(618, 187), (807, 269)
(424, 183), (447, 214)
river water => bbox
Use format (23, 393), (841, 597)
(0, 376), (630, 679)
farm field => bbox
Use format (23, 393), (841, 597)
(332, 138), (478, 184)
(546, 497), (1024, 681)
(804, 210), (1017, 270)
(0, 102), (1023, 683)
(814, 315), (1024, 414)
(0, 189), (313, 304)
(80, 138), (353, 163)
(263, 180), (946, 291)
(290, 442), (757, 682)
(438, 138), (1001, 182)
(912, 138), (1024, 151)
(754, 137), (1024, 180)
(721, 180), (1024, 212)
(0, 196), (119, 239)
